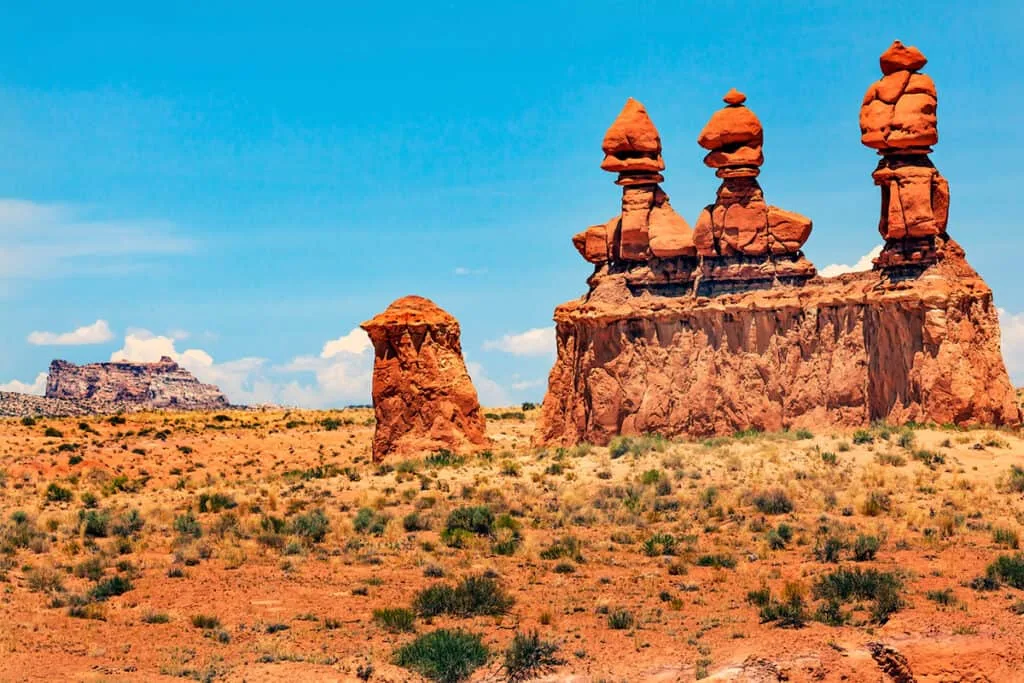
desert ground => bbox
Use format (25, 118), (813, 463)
(1, 406), (1024, 682)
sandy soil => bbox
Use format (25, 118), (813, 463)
(1, 408), (1023, 682)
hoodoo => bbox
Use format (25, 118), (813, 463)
(361, 296), (488, 461)
(537, 46), (1020, 446)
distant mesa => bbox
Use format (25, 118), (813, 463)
(361, 295), (489, 461)
(1, 356), (229, 417)
(537, 40), (1021, 445)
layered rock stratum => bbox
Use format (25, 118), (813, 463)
(0, 357), (229, 417)
(361, 296), (488, 461)
(538, 41), (1021, 445)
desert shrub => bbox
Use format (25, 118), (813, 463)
(44, 483), (73, 503)
(142, 611), (171, 624)
(503, 630), (562, 681)
(852, 429), (874, 445)
(756, 582), (808, 628)
(1003, 466), (1024, 494)
(79, 509), (110, 538)
(441, 506), (493, 547)
(607, 608), (634, 630)
(642, 533), (677, 557)
(852, 534), (881, 561)
(752, 489), (793, 515)
(91, 575), (133, 600)
(821, 451), (838, 465)
(112, 509), (144, 537)
(696, 553), (737, 569)
(21, 416), (36, 426)
(191, 614), (221, 629)
(373, 607), (416, 633)
(73, 557), (105, 581)
(794, 428), (814, 440)
(812, 567), (905, 623)
(393, 629), (488, 683)
(352, 508), (388, 536)
(913, 449), (945, 468)
(425, 450), (465, 468)
(44, 427), (64, 438)
(403, 512), (429, 533)
(926, 588), (956, 606)
(860, 490), (891, 517)
(993, 527), (1020, 549)
(197, 492), (236, 513)
(700, 486), (719, 509)
(293, 509), (330, 543)
(540, 536), (585, 563)
(986, 553), (1024, 589)
(413, 575), (513, 618)
(174, 512), (202, 538)
(490, 514), (522, 556)
(766, 523), (793, 550)
(26, 566), (64, 593)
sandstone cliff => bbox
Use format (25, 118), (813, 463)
(44, 357), (228, 411)
(537, 248), (1020, 444)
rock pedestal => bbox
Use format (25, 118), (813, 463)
(693, 90), (815, 293)
(361, 296), (488, 461)
(860, 40), (949, 270)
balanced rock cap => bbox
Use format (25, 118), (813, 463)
(723, 88), (746, 106)
(600, 97), (666, 174)
(880, 40), (927, 75)
(361, 295), (457, 331)
(698, 90), (763, 150)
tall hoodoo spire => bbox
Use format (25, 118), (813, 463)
(860, 40), (948, 268)
(573, 97), (696, 268)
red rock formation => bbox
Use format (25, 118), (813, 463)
(44, 357), (228, 410)
(361, 296), (488, 461)
(537, 253), (1020, 444)
(573, 98), (697, 273)
(860, 40), (949, 268)
(694, 90), (815, 290)
(537, 46), (1021, 445)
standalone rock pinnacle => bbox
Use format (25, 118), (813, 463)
(361, 296), (488, 461)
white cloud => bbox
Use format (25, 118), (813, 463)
(483, 326), (556, 356)
(999, 308), (1024, 385)
(466, 360), (510, 407)
(0, 372), (47, 395)
(510, 378), (545, 392)
(0, 199), (191, 281)
(27, 319), (114, 346)
(819, 245), (883, 278)
(110, 330), (273, 405)
(320, 328), (372, 359)
(454, 266), (487, 276)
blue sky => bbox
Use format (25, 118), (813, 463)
(1, 1), (1022, 405)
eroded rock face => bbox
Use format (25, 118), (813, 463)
(361, 296), (488, 461)
(537, 252), (1021, 444)
(860, 40), (949, 268)
(45, 357), (228, 410)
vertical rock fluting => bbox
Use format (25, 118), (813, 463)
(860, 40), (949, 268)
(361, 296), (488, 461)
(536, 42), (1021, 445)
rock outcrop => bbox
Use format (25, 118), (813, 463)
(694, 90), (815, 291)
(45, 357), (229, 410)
(537, 44), (1021, 445)
(860, 40), (949, 269)
(361, 296), (488, 461)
